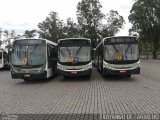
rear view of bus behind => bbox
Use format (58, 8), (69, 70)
(10, 38), (57, 81)
(57, 38), (92, 77)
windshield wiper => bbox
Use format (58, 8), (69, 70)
(125, 44), (131, 55)
(76, 46), (82, 56)
(113, 45), (118, 53)
(66, 47), (71, 56)
(30, 44), (39, 54)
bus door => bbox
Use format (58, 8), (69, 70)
(0, 52), (2, 66)
(47, 44), (57, 71)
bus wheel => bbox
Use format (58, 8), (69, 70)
(127, 74), (131, 78)
(24, 78), (30, 82)
(85, 74), (91, 78)
(101, 69), (105, 77)
(64, 76), (69, 79)
(101, 64), (105, 77)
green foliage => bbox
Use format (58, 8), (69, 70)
(38, 12), (65, 42)
(76, 0), (105, 47)
(64, 17), (80, 38)
(129, 0), (160, 59)
(100, 10), (125, 38)
(105, 10), (125, 36)
(2, 1), (125, 48)
(3, 30), (18, 40)
(36, 0), (125, 47)
(23, 30), (37, 38)
(0, 29), (22, 47)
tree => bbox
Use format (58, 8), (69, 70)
(76, 0), (104, 47)
(1, 30), (21, 53)
(64, 17), (80, 38)
(129, 0), (160, 59)
(38, 11), (65, 42)
(104, 10), (125, 37)
(23, 30), (37, 38)
(3, 30), (21, 39)
(3, 30), (15, 45)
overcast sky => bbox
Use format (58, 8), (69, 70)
(0, 0), (134, 36)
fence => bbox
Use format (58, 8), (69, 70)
(140, 52), (160, 59)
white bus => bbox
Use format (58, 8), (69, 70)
(10, 38), (57, 81)
(57, 38), (92, 77)
(0, 49), (9, 69)
(95, 36), (140, 77)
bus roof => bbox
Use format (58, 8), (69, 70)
(0, 49), (7, 53)
(103, 36), (137, 40)
(95, 36), (138, 50)
(13, 38), (57, 46)
(58, 38), (91, 42)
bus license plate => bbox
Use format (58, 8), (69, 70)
(71, 71), (77, 75)
(24, 74), (30, 77)
(120, 70), (126, 73)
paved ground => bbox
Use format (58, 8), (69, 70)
(0, 59), (160, 120)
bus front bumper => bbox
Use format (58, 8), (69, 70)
(103, 67), (140, 75)
(57, 69), (92, 77)
(11, 71), (47, 80)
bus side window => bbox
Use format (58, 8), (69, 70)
(47, 45), (51, 56)
(0, 52), (2, 59)
(47, 44), (56, 68)
(48, 44), (56, 58)
(51, 46), (57, 59)
(3, 52), (8, 62)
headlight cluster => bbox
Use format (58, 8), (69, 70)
(57, 64), (64, 70)
(103, 62), (112, 69)
(57, 62), (92, 71)
(12, 68), (18, 73)
(40, 65), (46, 72)
(83, 63), (92, 70)
(133, 63), (140, 69)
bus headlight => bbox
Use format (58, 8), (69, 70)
(103, 62), (111, 69)
(57, 64), (64, 70)
(103, 63), (108, 68)
(10, 65), (18, 73)
(83, 63), (92, 70)
(135, 63), (140, 68)
(40, 65), (46, 72)
(12, 68), (18, 73)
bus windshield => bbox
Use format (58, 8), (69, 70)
(59, 46), (90, 63)
(11, 45), (46, 66)
(104, 44), (139, 61)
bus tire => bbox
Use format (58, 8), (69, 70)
(86, 74), (91, 78)
(64, 76), (68, 79)
(24, 78), (30, 82)
(101, 67), (105, 77)
(127, 74), (131, 78)
(102, 71), (105, 77)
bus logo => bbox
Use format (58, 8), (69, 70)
(75, 57), (79, 63)
(70, 57), (74, 62)
(21, 59), (27, 65)
(123, 55), (127, 61)
(117, 54), (122, 61)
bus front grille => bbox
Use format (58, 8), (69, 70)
(113, 67), (132, 69)
(67, 68), (83, 70)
